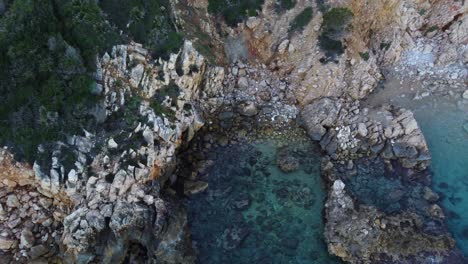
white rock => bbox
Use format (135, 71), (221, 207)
(463, 90), (468, 99)
(20, 229), (34, 249)
(108, 138), (118, 149)
(246, 17), (260, 29)
(278, 39), (290, 54)
(6, 194), (20, 208)
(68, 169), (77, 185)
(333, 180), (345, 193)
(357, 123), (368, 137)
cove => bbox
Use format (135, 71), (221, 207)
(185, 138), (343, 263)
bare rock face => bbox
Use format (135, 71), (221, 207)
(237, 101), (259, 117)
(301, 98), (342, 141)
(1, 40), (223, 263)
(56, 41), (221, 263)
(301, 98), (430, 171)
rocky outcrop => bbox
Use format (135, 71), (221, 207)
(0, 40), (223, 263)
(57, 41), (221, 263)
(301, 98), (430, 170)
(323, 163), (463, 264)
(300, 96), (462, 262)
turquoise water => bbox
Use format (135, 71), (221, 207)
(410, 100), (468, 255)
(343, 158), (429, 216)
(186, 139), (342, 263)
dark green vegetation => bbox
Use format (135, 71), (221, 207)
(275, 0), (295, 13)
(426, 25), (439, 33)
(380, 42), (391, 51)
(0, 0), (183, 162)
(289, 7), (313, 32)
(318, 7), (353, 61)
(359, 52), (370, 61)
(99, 0), (183, 59)
(208, 0), (264, 27)
(315, 0), (329, 13)
(0, 0), (121, 161)
(150, 82), (181, 121)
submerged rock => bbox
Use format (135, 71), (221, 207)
(276, 147), (300, 173)
(221, 227), (250, 250)
(184, 180), (209, 196)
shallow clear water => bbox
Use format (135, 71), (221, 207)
(410, 100), (468, 255)
(366, 77), (468, 256)
(187, 139), (342, 264)
(344, 158), (428, 216)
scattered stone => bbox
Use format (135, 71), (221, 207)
(20, 229), (35, 249)
(222, 227), (249, 250)
(357, 123), (368, 137)
(29, 244), (48, 259)
(428, 204), (445, 219)
(237, 77), (249, 90)
(233, 197), (251, 211)
(0, 237), (16, 250)
(6, 194), (20, 208)
(238, 102), (258, 117)
(423, 187), (440, 202)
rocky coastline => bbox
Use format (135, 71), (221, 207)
(0, 0), (467, 263)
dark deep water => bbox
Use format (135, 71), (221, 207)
(186, 139), (343, 263)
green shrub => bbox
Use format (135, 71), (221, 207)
(150, 101), (176, 120)
(0, 0), (120, 162)
(315, 0), (329, 13)
(380, 42), (391, 50)
(149, 81), (181, 121)
(208, 0), (264, 27)
(426, 25), (439, 33)
(289, 7), (313, 32)
(359, 52), (370, 61)
(99, 0), (183, 59)
(321, 7), (353, 36)
(318, 7), (353, 61)
(154, 82), (181, 105)
(275, 0), (295, 12)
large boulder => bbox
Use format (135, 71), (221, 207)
(301, 98), (342, 141)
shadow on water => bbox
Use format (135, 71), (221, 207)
(185, 139), (343, 264)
